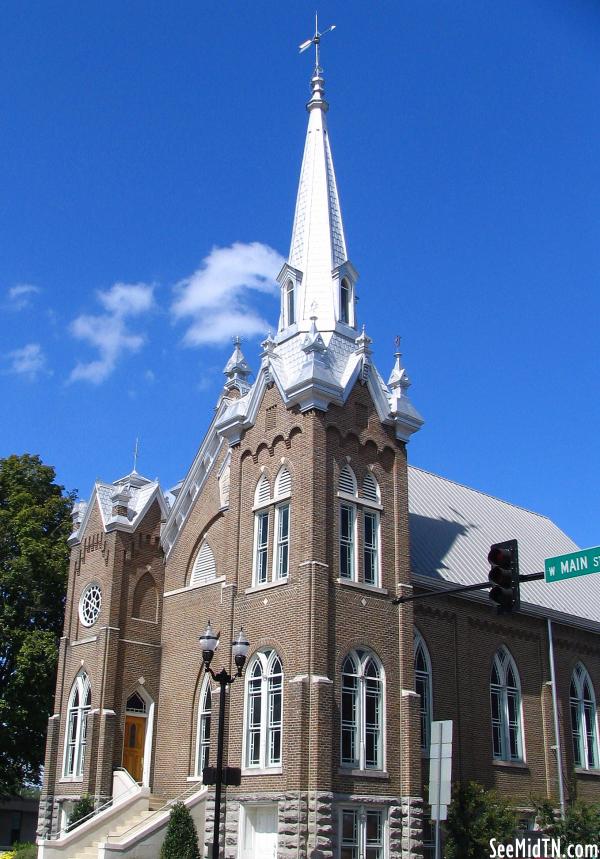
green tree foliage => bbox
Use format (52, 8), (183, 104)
(533, 797), (600, 847)
(67, 794), (95, 831)
(160, 801), (201, 859)
(0, 454), (73, 796)
(444, 781), (516, 859)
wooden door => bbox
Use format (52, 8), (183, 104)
(122, 715), (146, 782)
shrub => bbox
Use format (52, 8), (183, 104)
(12, 845), (37, 859)
(67, 794), (96, 831)
(533, 797), (600, 847)
(160, 801), (201, 859)
(444, 781), (516, 859)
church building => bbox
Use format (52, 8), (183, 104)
(37, 44), (600, 859)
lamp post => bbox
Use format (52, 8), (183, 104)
(199, 622), (250, 859)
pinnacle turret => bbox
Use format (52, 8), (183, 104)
(223, 336), (252, 395)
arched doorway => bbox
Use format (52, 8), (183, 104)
(122, 689), (154, 786)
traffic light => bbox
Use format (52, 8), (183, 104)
(488, 539), (520, 614)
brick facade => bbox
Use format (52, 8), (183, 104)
(38, 369), (600, 857)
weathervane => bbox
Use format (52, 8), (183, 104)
(133, 437), (139, 473)
(299, 13), (336, 73)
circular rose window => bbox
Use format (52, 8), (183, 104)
(79, 584), (102, 627)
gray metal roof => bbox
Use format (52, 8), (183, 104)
(407, 466), (600, 627)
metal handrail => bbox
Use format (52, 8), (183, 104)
(105, 780), (207, 842)
(49, 770), (141, 840)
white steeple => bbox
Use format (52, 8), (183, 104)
(214, 34), (423, 440)
(277, 27), (357, 337)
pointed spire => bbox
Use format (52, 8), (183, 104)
(280, 29), (355, 336)
(388, 337), (411, 392)
(223, 336), (252, 394)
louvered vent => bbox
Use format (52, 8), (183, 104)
(191, 542), (216, 586)
(339, 465), (357, 496)
(275, 467), (292, 498)
(362, 473), (380, 503)
(255, 474), (271, 506)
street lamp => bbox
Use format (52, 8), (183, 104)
(199, 622), (250, 859)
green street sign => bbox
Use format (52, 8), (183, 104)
(545, 547), (600, 583)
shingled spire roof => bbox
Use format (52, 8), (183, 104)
(288, 69), (348, 316)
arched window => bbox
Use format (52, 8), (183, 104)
(362, 473), (380, 504)
(252, 470), (291, 585)
(341, 649), (384, 770)
(362, 474), (380, 587)
(64, 672), (91, 778)
(570, 662), (598, 770)
(338, 465), (381, 586)
(244, 650), (283, 769)
(255, 474), (271, 507)
(339, 466), (357, 581)
(190, 542), (216, 587)
(339, 464), (357, 496)
(286, 280), (295, 326)
(490, 647), (523, 762)
(195, 676), (212, 778)
(340, 278), (352, 325)
(414, 632), (433, 753)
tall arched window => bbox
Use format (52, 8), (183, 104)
(244, 650), (283, 769)
(490, 647), (523, 762)
(414, 631), (433, 753)
(341, 649), (384, 770)
(570, 662), (599, 770)
(338, 465), (382, 586)
(252, 469), (292, 586)
(64, 672), (91, 778)
(286, 280), (295, 326)
(195, 676), (212, 778)
(339, 465), (357, 581)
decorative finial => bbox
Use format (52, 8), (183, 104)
(299, 14), (336, 76)
(133, 437), (139, 473)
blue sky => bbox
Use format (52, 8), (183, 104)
(1, 1), (598, 550)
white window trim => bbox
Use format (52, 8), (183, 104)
(340, 650), (386, 772)
(286, 280), (295, 326)
(414, 631), (433, 755)
(272, 502), (290, 581)
(242, 650), (284, 771)
(194, 676), (212, 780)
(337, 490), (383, 512)
(570, 662), (600, 771)
(62, 672), (91, 781)
(490, 647), (525, 763)
(363, 509), (381, 587)
(337, 804), (388, 859)
(339, 502), (357, 582)
(253, 509), (270, 586)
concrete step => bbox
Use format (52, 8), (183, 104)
(149, 794), (165, 811)
(108, 809), (155, 839)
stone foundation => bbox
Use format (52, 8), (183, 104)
(202, 790), (424, 859)
(36, 792), (110, 840)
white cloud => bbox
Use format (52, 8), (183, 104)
(69, 282), (154, 384)
(6, 343), (47, 380)
(171, 242), (284, 346)
(7, 283), (41, 310)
